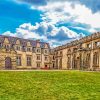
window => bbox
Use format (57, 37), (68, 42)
(87, 43), (91, 48)
(27, 56), (31, 66)
(73, 48), (77, 52)
(86, 54), (90, 67)
(53, 63), (55, 68)
(56, 59), (58, 68)
(93, 52), (99, 66)
(11, 44), (14, 49)
(16, 56), (21, 66)
(22, 46), (26, 51)
(60, 51), (62, 55)
(27, 48), (31, 52)
(97, 42), (100, 46)
(67, 49), (71, 54)
(16, 46), (20, 51)
(0, 43), (2, 47)
(59, 58), (62, 69)
(37, 63), (40, 68)
(44, 49), (48, 53)
(37, 55), (41, 60)
(95, 41), (100, 47)
(5, 45), (10, 49)
(37, 48), (41, 53)
(45, 56), (48, 61)
(32, 47), (35, 52)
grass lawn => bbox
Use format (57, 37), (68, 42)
(0, 70), (100, 100)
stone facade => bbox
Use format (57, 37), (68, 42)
(0, 35), (50, 69)
(51, 32), (100, 71)
(0, 32), (100, 70)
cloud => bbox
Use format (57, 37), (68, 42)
(79, 0), (100, 13)
(14, 0), (100, 34)
(16, 0), (100, 13)
(31, 1), (100, 29)
(15, 0), (100, 30)
(16, 0), (47, 6)
(3, 22), (83, 47)
(2, 0), (100, 47)
(3, 31), (15, 37)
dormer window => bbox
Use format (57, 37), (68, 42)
(16, 46), (21, 51)
(27, 47), (31, 52)
(32, 47), (35, 52)
(5, 45), (10, 49)
(37, 48), (41, 53)
(22, 46), (26, 51)
(44, 49), (48, 54)
(11, 44), (14, 49)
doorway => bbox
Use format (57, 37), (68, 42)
(5, 57), (12, 69)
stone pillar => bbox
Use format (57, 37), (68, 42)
(99, 49), (100, 69)
(90, 41), (94, 70)
(70, 54), (73, 69)
(11, 55), (17, 69)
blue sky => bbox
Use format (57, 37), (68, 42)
(0, 0), (100, 47)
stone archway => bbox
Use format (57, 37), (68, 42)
(5, 57), (12, 69)
(0, 47), (17, 70)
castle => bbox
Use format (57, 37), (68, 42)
(0, 35), (50, 69)
(0, 32), (100, 70)
(52, 32), (100, 71)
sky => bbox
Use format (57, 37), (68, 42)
(0, 0), (100, 47)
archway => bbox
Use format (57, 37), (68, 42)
(5, 57), (12, 69)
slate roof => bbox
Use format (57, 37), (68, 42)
(0, 35), (5, 43)
(0, 35), (50, 48)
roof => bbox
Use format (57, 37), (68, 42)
(0, 35), (50, 48)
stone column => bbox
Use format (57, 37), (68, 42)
(70, 54), (73, 69)
(90, 41), (94, 70)
(99, 49), (100, 69)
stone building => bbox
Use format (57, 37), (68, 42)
(51, 32), (100, 71)
(0, 35), (50, 69)
(0, 32), (100, 70)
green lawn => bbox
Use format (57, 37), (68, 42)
(0, 70), (100, 100)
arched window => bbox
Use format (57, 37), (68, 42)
(59, 58), (62, 69)
(67, 49), (71, 54)
(56, 59), (58, 68)
(72, 54), (77, 69)
(67, 56), (71, 69)
(93, 52), (99, 67)
(86, 53), (90, 68)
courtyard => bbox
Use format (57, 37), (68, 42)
(0, 70), (100, 100)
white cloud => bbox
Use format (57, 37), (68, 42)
(31, 1), (100, 29)
(3, 31), (16, 37)
(73, 4), (100, 28)
(3, 22), (83, 47)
